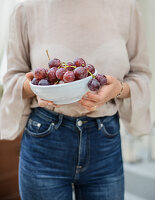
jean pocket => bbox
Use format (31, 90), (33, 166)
(25, 118), (54, 138)
(100, 115), (120, 138)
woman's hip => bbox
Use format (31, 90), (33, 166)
(19, 107), (123, 181)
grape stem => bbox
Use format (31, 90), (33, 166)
(88, 71), (96, 78)
(46, 50), (50, 61)
(65, 65), (76, 69)
(54, 80), (59, 84)
(58, 62), (77, 69)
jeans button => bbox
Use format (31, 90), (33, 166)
(77, 120), (83, 126)
(100, 123), (103, 128)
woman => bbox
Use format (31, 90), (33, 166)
(0, 0), (151, 199)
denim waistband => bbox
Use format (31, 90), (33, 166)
(31, 107), (118, 131)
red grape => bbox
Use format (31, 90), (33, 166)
(73, 58), (86, 67)
(56, 68), (67, 80)
(38, 79), (50, 86)
(31, 78), (40, 85)
(66, 62), (75, 71)
(47, 68), (57, 82)
(74, 67), (88, 80)
(88, 79), (100, 91)
(48, 58), (61, 68)
(63, 71), (75, 83)
(86, 64), (95, 75)
(34, 68), (47, 79)
(95, 74), (107, 86)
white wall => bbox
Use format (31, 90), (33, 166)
(138, 0), (155, 123)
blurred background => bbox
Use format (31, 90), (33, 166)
(0, 0), (155, 200)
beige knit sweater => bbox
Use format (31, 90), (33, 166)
(0, 0), (151, 140)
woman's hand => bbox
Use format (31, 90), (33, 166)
(79, 75), (130, 111)
(22, 72), (35, 99)
(23, 72), (62, 108)
(36, 96), (62, 108)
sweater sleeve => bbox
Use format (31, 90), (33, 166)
(116, 1), (152, 136)
(0, 3), (31, 140)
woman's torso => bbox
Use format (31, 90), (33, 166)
(25, 0), (131, 117)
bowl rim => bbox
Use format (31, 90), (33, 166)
(30, 69), (97, 88)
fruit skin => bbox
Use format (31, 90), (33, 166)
(38, 79), (50, 86)
(56, 68), (67, 80)
(47, 68), (57, 83)
(45, 69), (49, 73)
(73, 58), (86, 67)
(63, 71), (75, 83)
(48, 58), (61, 68)
(95, 74), (107, 86)
(31, 78), (40, 85)
(66, 62), (75, 71)
(74, 67), (88, 80)
(86, 64), (95, 75)
(34, 68), (47, 79)
(88, 79), (101, 91)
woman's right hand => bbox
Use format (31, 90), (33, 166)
(23, 72), (61, 108)
(22, 72), (35, 99)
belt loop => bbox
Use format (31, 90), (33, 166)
(96, 118), (103, 130)
(55, 114), (63, 130)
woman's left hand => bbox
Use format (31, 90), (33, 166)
(78, 75), (122, 111)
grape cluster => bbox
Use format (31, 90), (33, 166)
(88, 74), (107, 91)
(31, 56), (107, 91)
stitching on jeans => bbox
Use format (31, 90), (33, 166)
(25, 122), (54, 137)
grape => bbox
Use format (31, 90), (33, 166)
(66, 62), (75, 71)
(88, 79), (100, 91)
(86, 64), (95, 75)
(48, 58), (61, 68)
(34, 68), (47, 79)
(47, 68), (57, 82)
(95, 74), (107, 86)
(52, 67), (58, 72)
(31, 78), (40, 85)
(74, 67), (88, 80)
(73, 58), (86, 67)
(38, 79), (50, 86)
(63, 71), (75, 83)
(56, 68), (67, 80)
(45, 69), (48, 73)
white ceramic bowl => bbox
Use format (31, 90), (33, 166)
(30, 70), (97, 104)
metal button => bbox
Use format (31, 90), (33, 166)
(77, 166), (82, 169)
(51, 122), (55, 126)
(37, 123), (41, 128)
(77, 120), (83, 126)
(100, 123), (103, 128)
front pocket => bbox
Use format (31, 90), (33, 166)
(100, 115), (120, 138)
(25, 118), (54, 138)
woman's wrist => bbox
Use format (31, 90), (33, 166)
(116, 81), (130, 99)
(22, 79), (35, 99)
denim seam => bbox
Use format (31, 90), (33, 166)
(55, 114), (63, 130)
(25, 122), (54, 137)
(101, 125), (120, 138)
(79, 133), (90, 172)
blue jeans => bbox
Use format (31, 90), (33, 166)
(19, 107), (124, 200)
